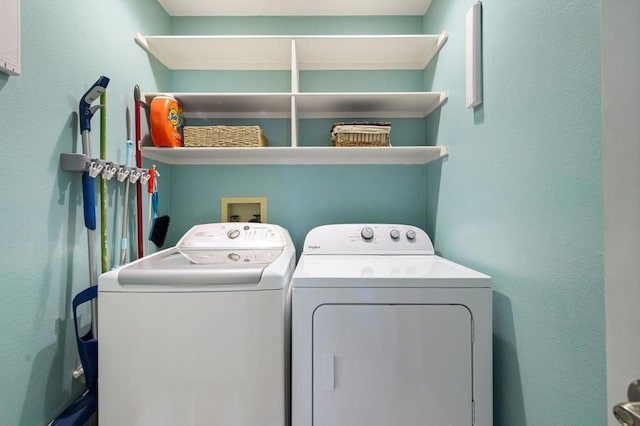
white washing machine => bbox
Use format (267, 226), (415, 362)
(291, 224), (492, 426)
(98, 223), (296, 426)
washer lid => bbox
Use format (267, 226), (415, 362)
(118, 247), (282, 285)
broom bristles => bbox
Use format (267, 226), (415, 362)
(150, 215), (170, 247)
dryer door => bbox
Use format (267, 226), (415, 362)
(312, 304), (473, 426)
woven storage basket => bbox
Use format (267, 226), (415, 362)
(331, 122), (391, 147)
(183, 126), (267, 147)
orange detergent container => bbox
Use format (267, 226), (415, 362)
(150, 95), (184, 147)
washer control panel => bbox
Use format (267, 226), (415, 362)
(178, 223), (286, 250)
(303, 224), (435, 255)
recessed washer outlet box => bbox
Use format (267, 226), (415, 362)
(221, 197), (267, 223)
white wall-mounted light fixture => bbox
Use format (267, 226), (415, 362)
(0, 0), (21, 76)
(466, 1), (482, 108)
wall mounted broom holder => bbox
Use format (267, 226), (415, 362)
(60, 153), (151, 185)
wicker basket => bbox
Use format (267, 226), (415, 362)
(331, 122), (391, 147)
(183, 126), (267, 147)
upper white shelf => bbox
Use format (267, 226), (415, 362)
(156, 0), (432, 16)
(134, 33), (447, 71)
(141, 146), (448, 165)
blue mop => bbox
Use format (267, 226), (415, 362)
(50, 287), (98, 425)
(51, 76), (109, 426)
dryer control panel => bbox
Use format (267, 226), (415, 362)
(302, 224), (435, 255)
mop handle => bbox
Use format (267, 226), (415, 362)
(134, 85), (144, 259)
(78, 76), (109, 340)
(100, 91), (108, 273)
(119, 140), (134, 266)
(78, 76), (108, 231)
(80, 130), (99, 338)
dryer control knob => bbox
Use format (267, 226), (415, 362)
(390, 229), (400, 240)
(227, 229), (241, 239)
(406, 229), (416, 241)
(361, 226), (374, 241)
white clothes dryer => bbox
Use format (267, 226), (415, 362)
(291, 224), (492, 426)
(98, 223), (295, 426)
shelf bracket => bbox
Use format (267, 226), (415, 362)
(437, 30), (449, 50)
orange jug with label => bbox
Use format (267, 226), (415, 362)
(150, 95), (184, 147)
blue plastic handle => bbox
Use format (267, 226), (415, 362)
(81, 172), (96, 230)
(79, 76), (109, 133)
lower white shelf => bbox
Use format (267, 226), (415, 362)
(141, 146), (448, 165)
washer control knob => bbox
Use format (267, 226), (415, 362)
(228, 253), (241, 262)
(227, 229), (241, 239)
(361, 226), (374, 241)
(390, 229), (400, 240)
(406, 229), (416, 241)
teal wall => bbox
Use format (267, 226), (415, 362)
(0, 1), (170, 424)
(424, 0), (604, 425)
(166, 165), (429, 254)
(0, 1), (604, 426)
